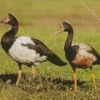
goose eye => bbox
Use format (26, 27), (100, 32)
(9, 17), (11, 20)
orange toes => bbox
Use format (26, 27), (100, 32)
(74, 89), (79, 93)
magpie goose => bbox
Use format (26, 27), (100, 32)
(0, 14), (67, 85)
(55, 22), (100, 92)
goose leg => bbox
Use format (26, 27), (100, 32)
(32, 66), (38, 78)
(90, 67), (97, 91)
(16, 63), (22, 86)
(73, 68), (78, 92)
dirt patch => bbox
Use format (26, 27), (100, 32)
(21, 16), (100, 28)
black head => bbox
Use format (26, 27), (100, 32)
(62, 22), (73, 32)
(0, 13), (18, 26)
(55, 22), (73, 34)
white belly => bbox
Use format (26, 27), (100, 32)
(8, 36), (47, 65)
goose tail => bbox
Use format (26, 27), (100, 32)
(95, 54), (100, 65)
(47, 53), (67, 66)
(98, 55), (100, 64)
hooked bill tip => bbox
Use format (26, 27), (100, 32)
(55, 31), (60, 35)
(0, 20), (3, 23)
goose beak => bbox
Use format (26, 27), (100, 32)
(55, 25), (64, 35)
(55, 31), (62, 35)
(0, 20), (3, 23)
(0, 20), (2, 23)
(0, 16), (9, 24)
(0, 19), (7, 24)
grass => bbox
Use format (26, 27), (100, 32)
(0, 74), (100, 100)
(0, 0), (100, 99)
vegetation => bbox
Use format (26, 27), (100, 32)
(0, 0), (100, 99)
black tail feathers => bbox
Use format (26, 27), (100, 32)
(95, 55), (100, 65)
(47, 54), (67, 66)
(97, 55), (100, 64)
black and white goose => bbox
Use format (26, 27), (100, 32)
(0, 13), (67, 85)
(55, 22), (100, 92)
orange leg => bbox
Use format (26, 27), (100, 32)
(73, 70), (78, 92)
(90, 69), (97, 91)
(32, 66), (38, 78)
(16, 69), (22, 86)
(16, 64), (22, 86)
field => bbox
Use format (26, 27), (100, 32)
(0, 0), (100, 99)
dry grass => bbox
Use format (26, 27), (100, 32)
(0, 73), (100, 100)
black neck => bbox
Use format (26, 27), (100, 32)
(2, 24), (18, 39)
(1, 24), (18, 53)
(64, 27), (77, 62)
(64, 29), (73, 49)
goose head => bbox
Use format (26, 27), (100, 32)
(0, 13), (18, 26)
(55, 22), (73, 34)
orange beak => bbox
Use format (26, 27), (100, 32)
(0, 16), (10, 24)
(55, 25), (64, 35)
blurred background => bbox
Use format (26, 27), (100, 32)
(0, 0), (100, 29)
(0, 0), (100, 76)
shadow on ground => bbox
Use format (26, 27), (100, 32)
(0, 73), (86, 92)
(0, 73), (17, 84)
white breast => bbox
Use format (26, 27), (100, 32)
(8, 36), (47, 65)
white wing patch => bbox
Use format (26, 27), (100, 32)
(72, 43), (93, 51)
(8, 36), (47, 65)
(72, 43), (97, 67)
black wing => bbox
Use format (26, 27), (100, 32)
(22, 38), (67, 66)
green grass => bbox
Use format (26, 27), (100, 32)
(0, 0), (100, 99)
